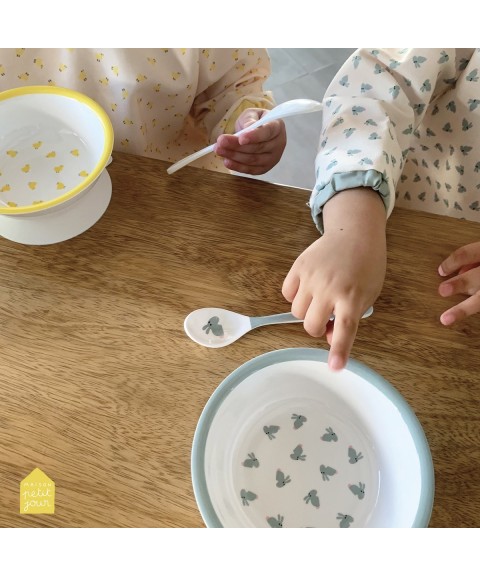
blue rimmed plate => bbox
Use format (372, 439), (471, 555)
(191, 348), (434, 528)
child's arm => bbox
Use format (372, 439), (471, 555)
(283, 187), (386, 371)
(289, 48), (475, 367)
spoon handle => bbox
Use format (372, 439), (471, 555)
(250, 306), (374, 330)
(167, 114), (274, 175)
(167, 99), (323, 175)
(250, 313), (301, 329)
(166, 143), (216, 175)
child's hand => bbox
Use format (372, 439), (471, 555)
(438, 241), (480, 325)
(214, 108), (286, 175)
(282, 188), (387, 371)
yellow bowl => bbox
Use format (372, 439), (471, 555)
(0, 86), (114, 244)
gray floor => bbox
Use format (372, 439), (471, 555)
(252, 48), (356, 190)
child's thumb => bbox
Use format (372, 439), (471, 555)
(236, 108), (263, 130)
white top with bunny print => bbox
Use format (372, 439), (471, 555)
(0, 48), (274, 172)
(310, 48), (480, 231)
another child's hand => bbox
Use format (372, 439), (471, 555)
(438, 241), (480, 325)
(282, 188), (387, 371)
(214, 108), (286, 175)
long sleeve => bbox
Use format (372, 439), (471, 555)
(310, 48), (476, 232)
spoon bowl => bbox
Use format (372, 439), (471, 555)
(184, 306), (373, 348)
(167, 98), (323, 175)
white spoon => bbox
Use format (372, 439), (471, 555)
(166, 98), (323, 175)
(184, 306), (374, 348)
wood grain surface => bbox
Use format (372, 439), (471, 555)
(0, 151), (479, 528)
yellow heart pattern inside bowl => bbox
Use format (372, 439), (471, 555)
(0, 86), (113, 214)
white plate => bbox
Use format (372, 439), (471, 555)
(0, 168), (111, 245)
(191, 348), (434, 528)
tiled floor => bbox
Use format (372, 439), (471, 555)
(252, 48), (356, 190)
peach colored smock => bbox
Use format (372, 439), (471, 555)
(0, 48), (274, 172)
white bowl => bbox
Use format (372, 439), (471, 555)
(192, 348), (435, 528)
(0, 86), (114, 245)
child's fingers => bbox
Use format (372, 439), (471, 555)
(458, 264), (480, 275)
(237, 121), (284, 146)
(282, 269), (300, 303)
(216, 133), (279, 156)
(440, 292), (480, 325)
(214, 134), (239, 151)
(215, 122), (285, 174)
(327, 311), (360, 371)
(222, 154), (277, 175)
(438, 267), (480, 297)
(216, 146), (273, 165)
(439, 242), (480, 276)
(302, 298), (334, 338)
(290, 290), (313, 324)
(236, 109), (264, 129)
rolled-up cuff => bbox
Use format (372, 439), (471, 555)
(309, 169), (392, 233)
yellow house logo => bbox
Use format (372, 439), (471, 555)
(20, 468), (55, 514)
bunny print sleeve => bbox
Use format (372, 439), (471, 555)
(309, 48), (476, 232)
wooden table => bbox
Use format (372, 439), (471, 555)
(0, 151), (479, 528)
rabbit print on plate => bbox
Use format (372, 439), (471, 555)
(238, 411), (375, 528)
